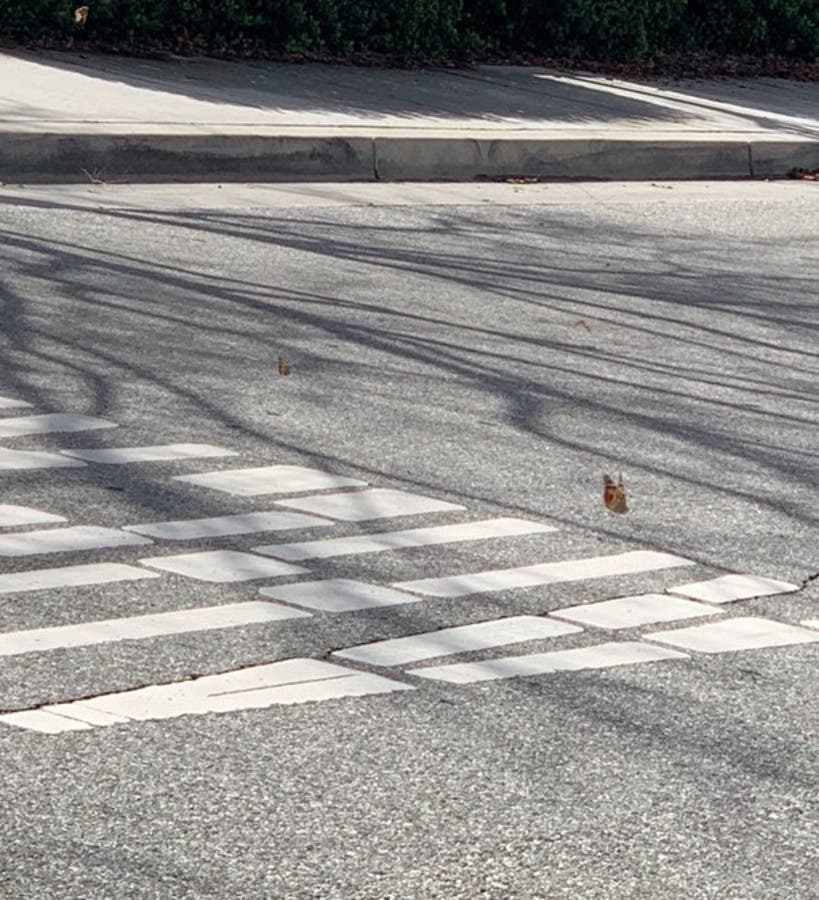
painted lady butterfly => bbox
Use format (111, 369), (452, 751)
(603, 473), (628, 514)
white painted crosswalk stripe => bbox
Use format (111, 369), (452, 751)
(0, 601), (311, 657)
(60, 443), (238, 464)
(0, 413), (117, 439)
(333, 616), (582, 667)
(5, 402), (807, 734)
(254, 517), (555, 562)
(0, 563), (159, 595)
(0, 449), (86, 470)
(668, 573), (799, 604)
(260, 579), (420, 613)
(124, 510), (331, 541)
(394, 550), (694, 598)
(277, 488), (464, 522)
(645, 617), (819, 654)
(140, 550), (309, 582)
(0, 526), (153, 557)
(0, 505), (66, 528)
(550, 593), (721, 630)
(173, 464), (367, 496)
(0, 396), (32, 410)
(0, 659), (413, 733)
(411, 641), (689, 684)
(0, 709), (93, 734)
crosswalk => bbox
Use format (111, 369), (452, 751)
(0, 413), (117, 439)
(252, 517), (556, 561)
(0, 396), (32, 410)
(392, 550), (692, 598)
(0, 504), (66, 527)
(0, 525), (152, 557)
(0, 562), (159, 595)
(1, 659), (412, 735)
(0, 394), (812, 736)
(0, 600), (311, 657)
(124, 509), (328, 541)
(61, 443), (238, 465)
(0, 448), (87, 470)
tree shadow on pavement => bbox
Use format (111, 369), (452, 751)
(6, 49), (819, 138)
(0, 189), (817, 766)
(1, 49), (701, 128)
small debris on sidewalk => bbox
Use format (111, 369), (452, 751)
(277, 355), (291, 376)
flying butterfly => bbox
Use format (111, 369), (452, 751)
(603, 473), (628, 514)
(277, 355), (291, 376)
(74, 6), (89, 24)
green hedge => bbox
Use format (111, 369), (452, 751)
(0, 0), (462, 56)
(1, 0), (816, 60)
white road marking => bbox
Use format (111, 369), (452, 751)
(60, 443), (238, 464)
(139, 550), (308, 582)
(277, 488), (464, 522)
(0, 449), (86, 470)
(0, 659), (413, 733)
(0, 709), (93, 734)
(0, 600), (311, 657)
(411, 641), (689, 684)
(260, 579), (421, 613)
(394, 550), (693, 598)
(0, 413), (117, 439)
(43, 705), (131, 727)
(550, 593), (722, 630)
(333, 615), (582, 667)
(645, 616), (819, 654)
(668, 573), (799, 604)
(173, 464), (367, 496)
(254, 517), (555, 561)
(0, 526), (153, 557)
(0, 505), (67, 528)
(0, 563), (159, 595)
(0, 397), (32, 409)
(124, 510), (331, 541)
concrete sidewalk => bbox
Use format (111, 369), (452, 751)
(1, 49), (818, 183)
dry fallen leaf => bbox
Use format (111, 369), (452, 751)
(74, 6), (89, 24)
(277, 355), (291, 376)
(574, 319), (591, 332)
(603, 473), (628, 513)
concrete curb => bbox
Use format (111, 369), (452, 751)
(1, 133), (817, 183)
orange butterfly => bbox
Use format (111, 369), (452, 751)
(603, 473), (628, 513)
(74, 6), (89, 24)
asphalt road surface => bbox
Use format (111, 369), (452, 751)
(0, 180), (817, 899)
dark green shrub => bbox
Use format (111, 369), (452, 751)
(683, 0), (819, 57)
(0, 0), (815, 60)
